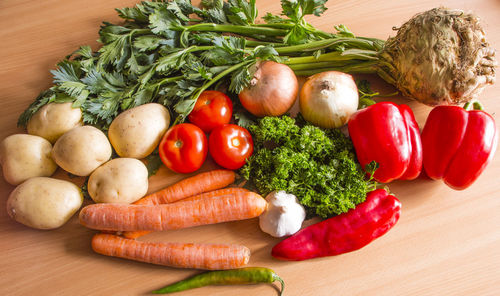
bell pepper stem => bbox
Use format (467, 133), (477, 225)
(463, 101), (484, 111)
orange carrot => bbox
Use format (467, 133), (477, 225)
(122, 187), (251, 239)
(92, 233), (250, 270)
(136, 170), (236, 206)
(177, 187), (250, 202)
(80, 191), (267, 232)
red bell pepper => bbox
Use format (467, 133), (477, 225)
(347, 102), (422, 183)
(271, 189), (401, 261)
(421, 102), (498, 190)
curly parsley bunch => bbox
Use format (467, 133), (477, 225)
(241, 116), (376, 218)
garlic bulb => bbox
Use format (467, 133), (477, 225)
(259, 191), (306, 238)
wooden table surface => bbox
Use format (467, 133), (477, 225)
(1, 0), (499, 295)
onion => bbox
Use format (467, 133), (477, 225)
(238, 61), (298, 117)
(299, 71), (359, 128)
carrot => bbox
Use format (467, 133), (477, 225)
(92, 233), (250, 270)
(177, 187), (250, 202)
(122, 188), (251, 239)
(80, 191), (267, 232)
(135, 170), (236, 206)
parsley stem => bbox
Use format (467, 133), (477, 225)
(287, 60), (358, 71)
(245, 40), (284, 47)
(196, 60), (254, 95)
(275, 37), (380, 54)
(284, 50), (378, 65)
(156, 75), (183, 86)
(184, 23), (287, 37)
(254, 22), (335, 39)
(178, 59), (254, 122)
(292, 60), (378, 76)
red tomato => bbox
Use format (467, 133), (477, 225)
(159, 123), (208, 174)
(209, 124), (253, 170)
(188, 90), (233, 133)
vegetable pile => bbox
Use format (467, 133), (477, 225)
(241, 115), (376, 218)
(2, 0), (499, 295)
(17, 0), (496, 131)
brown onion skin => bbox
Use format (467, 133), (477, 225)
(238, 61), (299, 117)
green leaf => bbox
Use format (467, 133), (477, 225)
(199, 0), (227, 24)
(156, 48), (193, 74)
(73, 45), (94, 59)
(130, 85), (156, 108)
(144, 149), (163, 177)
(201, 0), (224, 9)
(58, 81), (87, 98)
(281, 0), (327, 20)
(116, 6), (149, 23)
(233, 102), (256, 128)
(149, 6), (185, 38)
(97, 34), (130, 70)
(99, 23), (132, 44)
(224, 0), (258, 25)
(82, 92), (122, 126)
(72, 89), (90, 108)
(283, 23), (310, 45)
(134, 35), (164, 52)
(335, 24), (355, 38)
(300, 0), (328, 17)
(53, 92), (74, 103)
(166, 1), (190, 22)
(251, 45), (279, 60)
(263, 12), (288, 24)
(228, 65), (251, 94)
(174, 96), (197, 116)
(51, 61), (82, 84)
(17, 90), (56, 127)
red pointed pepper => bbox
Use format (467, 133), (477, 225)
(271, 189), (401, 261)
(347, 102), (423, 183)
(421, 102), (498, 190)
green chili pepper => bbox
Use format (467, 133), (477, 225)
(151, 267), (285, 295)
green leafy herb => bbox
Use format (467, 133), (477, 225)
(19, 0), (386, 130)
(241, 116), (376, 218)
(145, 148), (163, 177)
(357, 80), (398, 109)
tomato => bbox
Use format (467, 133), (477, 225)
(209, 124), (253, 170)
(188, 90), (233, 133)
(159, 123), (208, 174)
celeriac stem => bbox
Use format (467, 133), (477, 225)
(185, 23), (287, 37)
(287, 60), (359, 71)
(292, 60), (379, 76)
(275, 37), (380, 54)
(156, 75), (183, 86)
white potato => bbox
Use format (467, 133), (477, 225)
(108, 103), (170, 159)
(6, 177), (83, 229)
(88, 158), (148, 204)
(52, 126), (112, 176)
(27, 102), (83, 143)
(0, 134), (57, 185)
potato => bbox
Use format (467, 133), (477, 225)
(52, 126), (112, 176)
(108, 103), (170, 159)
(0, 134), (58, 185)
(27, 102), (83, 143)
(88, 158), (148, 204)
(7, 177), (83, 229)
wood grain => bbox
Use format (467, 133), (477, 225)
(1, 1), (499, 295)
